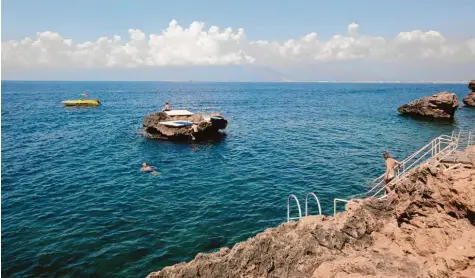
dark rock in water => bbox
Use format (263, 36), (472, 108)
(463, 92), (475, 107)
(468, 80), (475, 92)
(397, 92), (459, 120)
(142, 111), (227, 142)
(463, 80), (475, 107)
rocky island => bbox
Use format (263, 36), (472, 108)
(397, 92), (460, 120)
(142, 110), (228, 142)
(147, 159), (475, 278)
(462, 80), (475, 107)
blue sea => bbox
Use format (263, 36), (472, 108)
(2, 81), (474, 277)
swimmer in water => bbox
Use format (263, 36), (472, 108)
(140, 162), (153, 172)
(140, 162), (160, 175)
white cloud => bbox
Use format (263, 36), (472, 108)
(348, 22), (359, 37)
(2, 20), (474, 69)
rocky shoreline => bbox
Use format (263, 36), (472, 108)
(147, 162), (475, 278)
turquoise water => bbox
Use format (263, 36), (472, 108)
(2, 81), (474, 277)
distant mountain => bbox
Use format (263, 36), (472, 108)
(241, 66), (294, 82)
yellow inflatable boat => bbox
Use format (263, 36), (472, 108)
(62, 99), (101, 107)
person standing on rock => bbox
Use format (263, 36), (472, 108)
(383, 152), (401, 194)
(190, 122), (200, 141)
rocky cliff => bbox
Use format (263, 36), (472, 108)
(147, 163), (475, 278)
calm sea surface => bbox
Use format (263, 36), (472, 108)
(2, 81), (474, 277)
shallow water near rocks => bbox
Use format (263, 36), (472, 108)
(2, 81), (474, 277)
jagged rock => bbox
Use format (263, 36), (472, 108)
(397, 92), (460, 119)
(463, 80), (475, 107)
(142, 112), (227, 142)
(468, 80), (475, 92)
(147, 165), (475, 278)
(463, 92), (475, 107)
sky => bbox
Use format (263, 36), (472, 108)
(2, 0), (475, 81)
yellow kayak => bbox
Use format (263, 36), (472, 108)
(62, 99), (101, 107)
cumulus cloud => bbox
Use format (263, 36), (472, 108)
(348, 22), (359, 37)
(2, 20), (474, 69)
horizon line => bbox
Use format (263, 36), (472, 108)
(1, 80), (470, 84)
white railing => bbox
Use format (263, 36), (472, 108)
(286, 131), (472, 218)
(305, 192), (322, 216)
(364, 134), (457, 199)
(333, 133), (461, 215)
(287, 192), (322, 222)
(453, 130), (474, 150)
(287, 194), (302, 222)
(333, 198), (349, 216)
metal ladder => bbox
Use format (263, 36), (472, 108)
(287, 192), (322, 222)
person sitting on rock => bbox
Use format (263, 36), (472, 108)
(140, 162), (153, 172)
(383, 152), (401, 194)
(162, 102), (170, 112)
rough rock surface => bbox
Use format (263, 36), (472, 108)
(469, 80), (475, 92)
(142, 112), (227, 141)
(397, 92), (460, 119)
(147, 164), (475, 278)
(463, 80), (475, 107)
(463, 92), (475, 107)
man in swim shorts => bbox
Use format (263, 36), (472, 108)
(190, 122), (199, 140)
(383, 152), (401, 194)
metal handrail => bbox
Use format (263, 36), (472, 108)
(295, 131), (471, 218)
(370, 140), (456, 198)
(365, 138), (441, 194)
(287, 194), (302, 222)
(366, 131), (472, 198)
(351, 134), (459, 201)
(305, 192), (322, 216)
(370, 137), (457, 198)
(333, 198), (349, 216)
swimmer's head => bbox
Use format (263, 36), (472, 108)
(142, 162), (147, 167)
(383, 152), (390, 159)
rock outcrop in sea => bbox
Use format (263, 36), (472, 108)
(147, 163), (475, 278)
(142, 112), (228, 142)
(462, 80), (475, 107)
(397, 92), (460, 119)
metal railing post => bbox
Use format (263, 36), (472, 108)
(305, 192), (322, 216)
(287, 194), (302, 222)
(333, 198), (349, 216)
